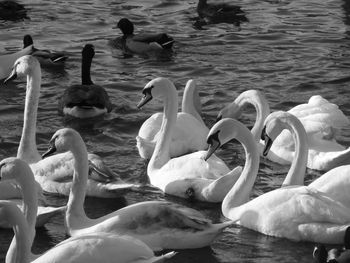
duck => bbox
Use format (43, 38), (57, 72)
(217, 90), (350, 171)
(112, 18), (174, 56)
(0, 158), (65, 230)
(58, 44), (112, 118)
(3, 55), (138, 198)
(23, 34), (68, 66)
(0, 0), (28, 21)
(0, 201), (176, 263)
(195, 0), (248, 27)
(204, 113), (350, 243)
(137, 78), (208, 159)
(0, 44), (33, 80)
(137, 77), (242, 202)
(42, 127), (233, 251)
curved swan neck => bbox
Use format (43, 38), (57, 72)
(148, 85), (178, 172)
(281, 115), (307, 186)
(222, 127), (260, 220)
(17, 68), (42, 164)
(66, 137), (89, 218)
(81, 53), (93, 85)
(181, 80), (204, 126)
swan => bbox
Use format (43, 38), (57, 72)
(204, 114), (350, 243)
(0, 44), (32, 80)
(42, 127), (232, 251)
(137, 77), (242, 202)
(111, 18), (174, 56)
(58, 44), (112, 118)
(23, 34), (68, 66)
(0, 201), (176, 263)
(3, 55), (137, 198)
(217, 89), (350, 171)
(137, 78), (208, 159)
(0, 157), (65, 230)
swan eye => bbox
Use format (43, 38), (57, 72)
(207, 130), (220, 146)
(142, 86), (153, 96)
(261, 126), (266, 141)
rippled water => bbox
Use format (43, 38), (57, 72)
(1, 0), (350, 262)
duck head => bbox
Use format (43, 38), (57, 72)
(117, 18), (134, 36)
(23, 34), (34, 48)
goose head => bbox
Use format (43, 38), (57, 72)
(117, 18), (134, 36)
(137, 77), (174, 108)
(4, 55), (40, 83)
(82, 43), (95, 61)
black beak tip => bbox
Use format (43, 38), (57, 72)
(42, 146), (57, 159)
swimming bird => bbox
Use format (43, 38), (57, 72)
(312, 244), (327, 263)
(3, 55), (137, 198)
(0, 44), (32, 80)
(0, 0), (28, 21)
(0, 158), (65, 230)
(205, 114), (350, 243)
(137, 78), (208, 159)
(0, 201), (176, 263)
(42, 127), (232, 251)
(23, 34), (68, 66)
(112, 18), (174, 56)
(137, 77), (242, 202)
(58, 44), (112, 118)
(217, 90), (350, 171)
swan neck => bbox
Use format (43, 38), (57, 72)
(283, 116), (307, 186)
(81, 54), (93, 85)
(148, 86), (178, 172)
(182, 81), (204, 126)
(17, 70), (41, 164)
(222, 129), (260, 220)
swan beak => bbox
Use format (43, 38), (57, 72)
(204, 139), (220, 161)
(137, 93), (152, 109)
(42, 145), (57, 158)
(3, 69), (17, 84)
(263, 136), (273, 157)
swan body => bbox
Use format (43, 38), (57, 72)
(205, 114), (350, 243)
(3, 55), (133, 198)
(218, 90), (350, 171)
(137, 77), (243, 202)
(58, 44), (112, 118)
(0, 201), (175, 263)
(23, 34), (68, 66)
(43, 127), (232, 251)
(112, 18), (174, 56)
(0, 44), (33, 80)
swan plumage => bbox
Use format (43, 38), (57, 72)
(137, 77), (241, 202)
(42, 127), (232, 251)
(0, 201), (175, 263)
(217, 90), (350, 171)
(137, 78), (209, 159)
(3, 55), (134, 198)
(204, 114), (350, 243)
(58, 44), (112, 118)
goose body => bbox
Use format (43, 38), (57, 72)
(58, 44), (112, 118)
(0, 0), (28, 21)
(23, 34), (68, 66)
(137, 78), (208, 159)
(3, 55), (133, 198)
(205, 114), (350, 243)
(43, 127), (232, 251)
(112, 18), (174, 56)
(137, 78), (242, 202)
(0, 201), (175, 263)
(218, 90), (350, 171)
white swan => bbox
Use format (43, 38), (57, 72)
(0, 158), (65, 230)
(136, 78), (209, 159)
(217, 90), (350, 171)
(0, 201), (175, 263)
(0, 44), (32, 80)
(42, 127), (232, 251)
(137, 77), (242, 202)
(4, 55), (137, 198)
(204, 114), (350, 244)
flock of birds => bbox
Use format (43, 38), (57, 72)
(1, 0), (350, 262)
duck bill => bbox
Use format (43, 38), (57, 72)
(263, 136), (273, 157)
(203, 140), (221, 161)
(3, 69), (17, 84)
(137, 93), (152, 109)
(42, 145), (57, 158)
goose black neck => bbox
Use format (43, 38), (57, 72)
(81, 52), (93, 85)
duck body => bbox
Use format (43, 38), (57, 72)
(0, 0), (28, 21)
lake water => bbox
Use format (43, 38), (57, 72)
(1, 0), (350, 262)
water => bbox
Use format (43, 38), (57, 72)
(0, 0), (350, 262)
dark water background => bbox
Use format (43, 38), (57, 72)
(1, 0), (350, 262)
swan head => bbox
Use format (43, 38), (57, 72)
(137, 77), (175, 108)
(216, 101), (242, 123)
(4, 55), (40, 83)
(117, 18), (134, 35)
(0, 157), (33, 182)
(42, 128), (83, 158)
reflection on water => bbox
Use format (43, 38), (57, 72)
(0, 0), (350, 262)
